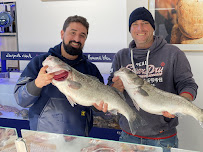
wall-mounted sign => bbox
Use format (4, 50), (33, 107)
(1, 52), (115, 62)
(1, 51), (115, 72)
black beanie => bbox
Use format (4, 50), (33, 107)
(129, 7), (155, 32)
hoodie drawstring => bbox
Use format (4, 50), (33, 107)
(130, 49), (150, 78)
(146, 50), (150, 78)
(130, 49), (136, 73)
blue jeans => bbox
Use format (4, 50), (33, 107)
(119, 131), (178, 152)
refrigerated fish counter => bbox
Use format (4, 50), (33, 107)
(0, 127), (200, 152)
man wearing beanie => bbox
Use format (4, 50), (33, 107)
(100, 7), (198, 152)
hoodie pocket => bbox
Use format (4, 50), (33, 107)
(37, 98), (71, 133)
(37, 97), (90, 135)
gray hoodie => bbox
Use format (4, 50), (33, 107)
(108, 36), (198, 138)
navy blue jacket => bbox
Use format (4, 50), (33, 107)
(14, 43), (104, 136)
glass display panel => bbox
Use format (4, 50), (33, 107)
(21, 129), (162, 152)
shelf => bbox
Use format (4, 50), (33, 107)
(0, 33), (16, 36)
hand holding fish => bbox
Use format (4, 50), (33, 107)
(111, 76), (124, 92)
(162, 93), (193, 119)
(114, 67), (203, 128)
(161, 93), (192, 119)
(35, 66), (55, 88)
(42, 56), (147, 135)
(162, 111), (175, 118)
(93, 101), (108, 113)
(180, 92), (193, 101)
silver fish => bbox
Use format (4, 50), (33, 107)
(114, 67), (203, 128)
(42, 55), (146, 134)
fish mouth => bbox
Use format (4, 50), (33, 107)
(53, 70), (69, 81)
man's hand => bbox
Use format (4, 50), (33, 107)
(162, 111), (175, 118)
(35, 66), (55, 88)
(111, 76), (124, 92)
(92, 76), (124, 112)
(93, 101), (108, 113)
(180, 92), (193, 101)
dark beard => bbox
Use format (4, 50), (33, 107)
(63, 40), (83, 56)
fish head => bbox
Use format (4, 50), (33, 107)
(114, 67), (144, 87)
(42, 55), (72, 81)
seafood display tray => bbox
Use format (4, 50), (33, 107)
(0, 127), (200, 152)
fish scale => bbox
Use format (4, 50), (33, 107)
(114, 67), (203, 128)
(42, 55), (147, 135)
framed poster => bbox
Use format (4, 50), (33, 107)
(149, 0), (203, 51)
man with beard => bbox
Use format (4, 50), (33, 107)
(14, 15), (104, 136)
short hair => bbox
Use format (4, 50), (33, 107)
(62, 15), (89, 34)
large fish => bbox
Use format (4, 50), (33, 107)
(42, 55), (146, 135)
(114, 67), (203, 128)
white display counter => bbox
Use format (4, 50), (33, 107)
(0, 127), (200, 152)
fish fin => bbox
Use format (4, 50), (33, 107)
(128, 112), (147, 135)
(133, 77), (144, 85)
(68, 80), (82, 90)
(66, 96), (77, 107)
(174, 113), (183, 117)
(109, 109), (118, 115)
(132, 99), (140, 111)
(111, 87), (126, 100)
(199, 122), (203, 128)
(198, 109), (203, 128)
(138, 87), (149, 96)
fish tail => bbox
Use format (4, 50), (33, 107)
(128, 112), (147, 135)
(199, 109), (203, 128)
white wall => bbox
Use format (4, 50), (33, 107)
(177, 52), (203, 152)
(126, 1), (203, 152)
(16, 0), (127, 74)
